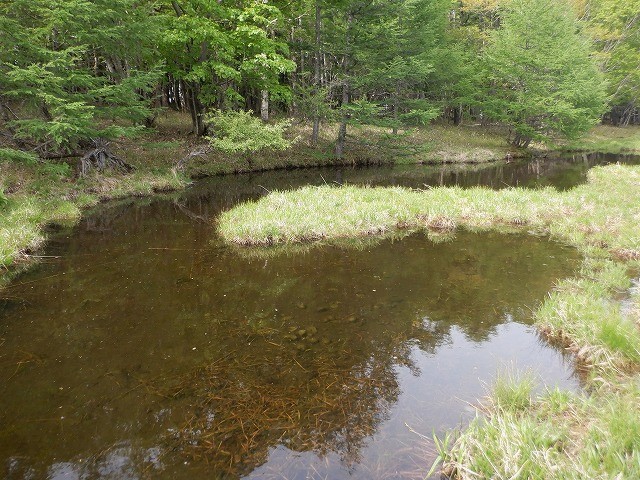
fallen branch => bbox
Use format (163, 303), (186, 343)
(173, 145), (212, 171)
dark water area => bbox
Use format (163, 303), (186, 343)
(2, 152), (632, 480)
(188, 151), (640, 197)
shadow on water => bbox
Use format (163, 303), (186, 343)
(186, 151), (640, 201)
(2, 151), (632, 479)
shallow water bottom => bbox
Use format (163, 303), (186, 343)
(1, 214), (579, 480)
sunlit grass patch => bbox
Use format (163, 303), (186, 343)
(219, 165), (640, 256)
(442, 379), (640, 480)
(0, 196), (81, 273)
(562, 125), (640, 154)
(490, 370), (536, 413)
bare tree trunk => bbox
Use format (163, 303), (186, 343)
(392, 87), (399, 135)
(311, 116), (321, 146)
(335, 11), (353, 159)
(453, 105), (462, 126)
(260, 90), (269, 122)
(335, 81), (349, 159)
(184, 81), (206, 136)
(311, 0), (322, 146)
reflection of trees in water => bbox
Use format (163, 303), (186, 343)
(4, 441), (163, 479)
(79, 153), (640, 237)
(165, 349), (402, 477)
(83, 201), (134, 232)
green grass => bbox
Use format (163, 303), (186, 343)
(560, 125), (640, 154)
(219, 164), (640, 478)
(219, 164), (640, 256)
(444, 381), (640, 479)
(490, 370), (536, 413)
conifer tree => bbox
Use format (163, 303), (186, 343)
(0, 0), (162, 161)
(479, 0), (606, 147)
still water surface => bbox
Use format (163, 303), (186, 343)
(2, 153), (635, 479)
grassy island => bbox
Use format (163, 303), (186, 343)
(219, 164), (640, 479)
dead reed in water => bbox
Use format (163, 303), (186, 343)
(161, 353), (398, 477)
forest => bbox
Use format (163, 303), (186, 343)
(1, 0), (639, 165)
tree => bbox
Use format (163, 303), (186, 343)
(320, 0), (453, 157)
(0, 0), (162, 163)
(478, 0), (606, 147)
(585, 0), (640, 125)
(356, 0), (448, 134)
(158, 0), (295, 136)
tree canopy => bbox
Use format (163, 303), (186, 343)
(0, 0), (630, 163)
(479, 0), (606, 147)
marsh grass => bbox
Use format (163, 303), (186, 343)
(490, 370), (536, 413)
(442, 380), (640, 479)
(219, 164), (640, 254)
(220, 163), (640, 478)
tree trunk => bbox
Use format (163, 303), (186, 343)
(392, 89), (399, 135)
(335, 118), (347, 159)
(335, 81), (349, 159)
(453, 105), (462, 126)
(184, 81), (206, 136)
(311, 0), (322, 146)
(260, 90), (269, 122)
(335, 11), (353, 159)
(312, 118), (321, 146)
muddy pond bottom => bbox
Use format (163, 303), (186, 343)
(0, 200), (580, 480)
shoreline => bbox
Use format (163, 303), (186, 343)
(0, 119), (523, 287)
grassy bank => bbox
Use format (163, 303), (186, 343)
(560, 124), (640, 154)
(123, 111), (520, 177)
(218, 164), (640, 478)
(0, 157), (187, 287)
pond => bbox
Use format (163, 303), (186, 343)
(1, 152), (636, 479)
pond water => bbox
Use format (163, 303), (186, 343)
(1, 152), (635, 479)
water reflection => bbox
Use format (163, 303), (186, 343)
(0, 224), (578, 479)
(187, 152), (640, 199)
(0, 156), (596, 479)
